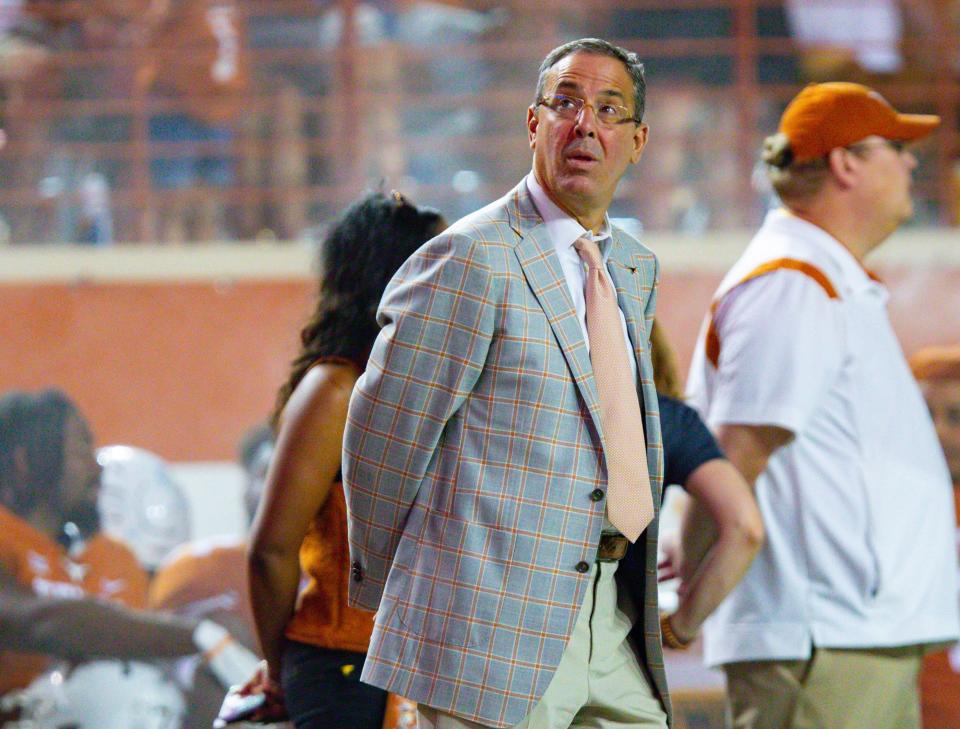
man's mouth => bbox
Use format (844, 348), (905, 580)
(565, 150), (600, 167)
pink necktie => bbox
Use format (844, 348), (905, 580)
(575, 237), (654, 542)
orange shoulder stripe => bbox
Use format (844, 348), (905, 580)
(705, 258), (840, 369)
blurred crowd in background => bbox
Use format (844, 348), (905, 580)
(0, 0), (957, 245)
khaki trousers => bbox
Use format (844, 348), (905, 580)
(724, 645), (924, 729)
(418, 561), (667, 729)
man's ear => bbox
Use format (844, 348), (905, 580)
(630, 123), (649, 164)
(527, 106), (538, 150)
(827, 147), (859, 190)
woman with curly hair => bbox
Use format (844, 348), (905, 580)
(246, 191), (445, 728)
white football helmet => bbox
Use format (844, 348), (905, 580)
(97, 445), (191, 572)
(8, 660), (185, 729)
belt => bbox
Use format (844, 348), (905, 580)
(596, 533), (630, 562)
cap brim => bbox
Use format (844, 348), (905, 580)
(891, 113), (940, 141)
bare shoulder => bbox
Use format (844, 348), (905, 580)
(302, 361), (359, 394)
(282, 362), (359, 433)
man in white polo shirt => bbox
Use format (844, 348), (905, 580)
(687, 82), (960, 729)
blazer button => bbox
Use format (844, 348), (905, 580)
(590, 488), (605, 502)
(351, 561), (363, 582)
(575, 560), (590, 573)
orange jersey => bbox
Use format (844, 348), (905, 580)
(0, 505), (148, 695)
(148, 535), (255, 643)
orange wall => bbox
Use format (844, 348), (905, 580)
(2, 266), (958, 461)
(0, 280), (314, 460)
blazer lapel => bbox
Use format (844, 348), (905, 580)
(607, 236), (650, 368)
(507, 184), (604, 439)
(608, 232), (662, 507)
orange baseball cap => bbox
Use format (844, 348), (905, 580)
(779, 82), (940, 164)
(910, 346), (960, 381)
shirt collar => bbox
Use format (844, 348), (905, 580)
(765, 208), (884, 295)
(526, 173), (613, 260)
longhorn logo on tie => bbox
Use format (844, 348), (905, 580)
(575, 236), (654, 542)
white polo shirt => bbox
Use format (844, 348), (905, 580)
(687, 208), (960, 666)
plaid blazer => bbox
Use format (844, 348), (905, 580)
(343, 179), (670, 728)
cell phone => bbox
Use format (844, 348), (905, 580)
(212, 687), (267, 728)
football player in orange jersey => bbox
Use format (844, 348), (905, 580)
(0, 388), (251, 721)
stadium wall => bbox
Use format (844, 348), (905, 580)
(1, 231), (958, 462)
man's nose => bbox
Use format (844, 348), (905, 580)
(573, 104), (599, 138)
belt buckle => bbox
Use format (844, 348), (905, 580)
(596, 533), (629, 562)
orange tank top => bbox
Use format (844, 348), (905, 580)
(283, 481), (374, 652)
(0, 505), (148, 695)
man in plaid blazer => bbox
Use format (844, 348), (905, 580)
(344, 38), (670, 729)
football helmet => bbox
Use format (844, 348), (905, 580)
(97, 445), (191, 572)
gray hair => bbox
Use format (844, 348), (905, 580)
(535, 38), (646, 123)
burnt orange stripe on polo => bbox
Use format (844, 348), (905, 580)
(705, 258), (840, 369)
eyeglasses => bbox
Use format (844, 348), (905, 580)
(846, 138), (907, 155)
(537, 93), (640, 126)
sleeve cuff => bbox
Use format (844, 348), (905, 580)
(708, 400), (804, 436)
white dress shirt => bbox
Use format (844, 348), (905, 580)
(525, 173), (637, 382)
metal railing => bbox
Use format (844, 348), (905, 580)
(0, 0), (956, 244)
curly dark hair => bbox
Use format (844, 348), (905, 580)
(0, 388), (78, 517)
(272, 192), (444, 425)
